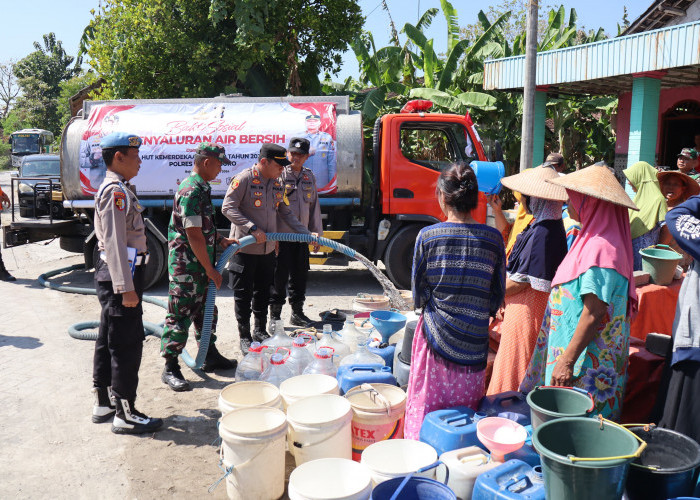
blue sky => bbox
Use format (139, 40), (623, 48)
(2, 0), (650, 82)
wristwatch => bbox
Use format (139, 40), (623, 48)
(249, 224), (258, 233)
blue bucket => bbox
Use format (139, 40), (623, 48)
(470, 161), (505, 195)
(370, 461), (455, 500)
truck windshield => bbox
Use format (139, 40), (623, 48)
(21, 160), (60, 177)
(12, 135), (40, 154)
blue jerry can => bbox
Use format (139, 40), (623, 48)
(472, 459), (545, 500)
(336, 364), (397, 394)
(478, 391), (531, 426)
(503, 425), (540, 467)
(368, 344), (396, 370)
(419, 406), (490, 456)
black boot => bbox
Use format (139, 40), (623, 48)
(290, 302), (313, 327)
(238, 322), (252, 352)
(201, 344), (237, 373)
(161, 357), (191, 392)
(252, 316), (269, 343)
(269, 303), (283, 321)
(0, 256), (15, 282)
(112, 398), (163, 435)
(92, 386), (116, 423)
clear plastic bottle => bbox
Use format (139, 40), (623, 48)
(339, 339), (386, 366)
(234, 342), (269, 381)
(316, 324), (351, 367)
(286, 334), (315, 376)
(262, 319), (293, 356)
(259, 348), (294, 387)
(302, 347), (338, 377)
(339, 316), (365, 354)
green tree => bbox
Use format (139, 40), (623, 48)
(57, 72), (100, 129)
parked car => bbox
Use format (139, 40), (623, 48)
(16, 154), (63, 218)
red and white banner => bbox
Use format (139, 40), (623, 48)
(79, 101), (338, 196)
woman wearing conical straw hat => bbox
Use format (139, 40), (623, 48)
(487, 165), (568, 395)
(520, 164), (639, 420)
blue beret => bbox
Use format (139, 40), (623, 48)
(100, 132), (142, 149)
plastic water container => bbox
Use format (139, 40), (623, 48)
(218, 381), (282, 415)
(339, 317), (366, 354)
(288, 458), (373, 500)
(438, 447), (502, 500)
(393, 342), (410, 388)
(262, 319), (294, 353)
(472, 460), (545, 500)
(259, 349), (294, 387)
(368, 344), (396, 370)
(340, 340), (385, 367)
(470, 160), (505, 195)
(336, 364), (397, 395)
(303, 347), (338, 377)
(280, 373), (340, 409)
(286, 334), (315, 376)
(503, 425), (540, 467)
(420, 406), (487, 456)
(361, 439), (438, 485)
(317, 324), (351, 367)
(478, 391), (531, 426)
(234, 341), (269, 382)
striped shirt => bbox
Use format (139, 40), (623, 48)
(412, 222), (506, 366)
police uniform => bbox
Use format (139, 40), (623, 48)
(304, 130), (337, 191)
(0, 186), (15, 281)
(92, 132), (161, 434)
(222, 145), (311, 345)
(270, 138), (323, 325)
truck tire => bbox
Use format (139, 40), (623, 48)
(383, 225), (423, 291)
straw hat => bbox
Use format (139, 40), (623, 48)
(500, 165), (568, 202)
(657, 170), (700, 198)
(546, 164), (639, 210)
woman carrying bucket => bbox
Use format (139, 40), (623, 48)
(487, 165), (568, 395)
(520, 164), (639, 420)
(405, 163), (506, 439)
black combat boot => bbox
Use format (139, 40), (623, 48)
(252, 316), (270, 343)
(0, 254), (16, 282)
(201, 344), (237, 372)
(92, 386), (116, 423)
(290, 302), (313, 327)
(238, 322), (252, 352)
(161, 357), (191, 392)
(111, 398), (163, 435)
(269, 303), (283, 321)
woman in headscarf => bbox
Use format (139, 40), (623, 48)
(405, 163), (506, 439)
(487, 166), (568, 395)
(623, 161), (670, 270)
(520, 164), (639, 420)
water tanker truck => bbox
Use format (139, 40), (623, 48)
(4, 95), (500, 290)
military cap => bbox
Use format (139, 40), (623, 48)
(305, 113), (321, 120)
(288, 137), (310, 155)
(196, 142), (232, 165)
(678, 147), (699, 160)
(259, 143), (291, 166)
(100, 132), (142, 149)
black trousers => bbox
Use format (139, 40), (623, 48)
(271, 242), (310, 306)
(229, 251), (276, 336)
(93, 259), (145, 401)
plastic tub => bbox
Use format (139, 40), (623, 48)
(361, 439), (438, 485)
(288, 458), (372, 500)
(640, 245), (682, 285)
(526, 385), (595, 430)
(218, 381), (282, 415)
(279, 373), (339, 409)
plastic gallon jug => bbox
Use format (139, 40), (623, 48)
(288, 458), (372, 500)
(345, 383), (407, 461)
(234, 341), (269, 382)
(286, 334), (315, 376)
(303, 347), (338, 377)
(262, 319), (294, 353)
(340, 340), (385, 367)
(218, 380), (282, 415)
(259, 349), (294, 387)
(420, 406), (487, 456)
(317, 324), (351, 367)
(472, 460), (545, 500)
(287, 394), (353, 466)
(218, 406), (287, 500)
(336, 364), (397, 395)
(339, 316), (366, 354)
(279, 373), (340, 409)
(361, 439), (438, 485)
(438, 446), (502, 500)
(478, 391), (531, 426)
(368, 344), (396, 370)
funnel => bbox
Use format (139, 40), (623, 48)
(476, 416), (527, 462)
(369, 310), (407, 343)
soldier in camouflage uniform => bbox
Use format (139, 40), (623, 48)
(160, 143), (239, 392)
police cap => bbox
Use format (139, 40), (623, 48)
(288, 137), (310, 155)
(259, 143), (291, 166)
(100, 132), (142, 149)
(196, 142), (232, 165)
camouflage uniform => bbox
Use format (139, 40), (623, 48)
(160, 172), (221, 357)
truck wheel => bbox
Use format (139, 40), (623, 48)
(143, 231), (166, 290)
(383, 225), (422, 291)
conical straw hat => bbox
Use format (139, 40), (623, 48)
(547, 164), (639, 210)
(501, 165), (568, 201)
(657, 170), (700, 198)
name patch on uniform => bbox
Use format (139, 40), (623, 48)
(231, 179), (240, 189)
(114, 191), (126, 211)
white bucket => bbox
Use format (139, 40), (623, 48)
(280, 374), (340, 409)
(288, 458), (372, 500)
(218, 381), (282, 415)
(345, 383), (406, 461)
(438, 446), (501, 500)
(360, 439), (438, 485)
(218, 407), (287, 500)
(287, 394), (353, 466)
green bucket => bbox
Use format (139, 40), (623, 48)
(533, 417), (647, 500)
(526, 386), (595, 430)
(639, 244), (682, 286)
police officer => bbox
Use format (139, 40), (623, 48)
(0, 186), (16, 281)
(222, 143), (312, 352)
(92, 132), (162, 434)
(303, 113), (337, 193)
(160, 143), (240, 392)
(270, 138), (322, 326)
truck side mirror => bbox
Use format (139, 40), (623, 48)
(493, 140), (504, 162)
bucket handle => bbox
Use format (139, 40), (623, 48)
(536, 385), (595, 413)
(388, 461), (449, 500)
(344, 383), (392, 416)
(209, 442), (270, 493)
(619, 423), (659, 470)
(567, 416), (648, 463)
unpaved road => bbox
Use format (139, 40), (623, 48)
(0, 172), (386, 499)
